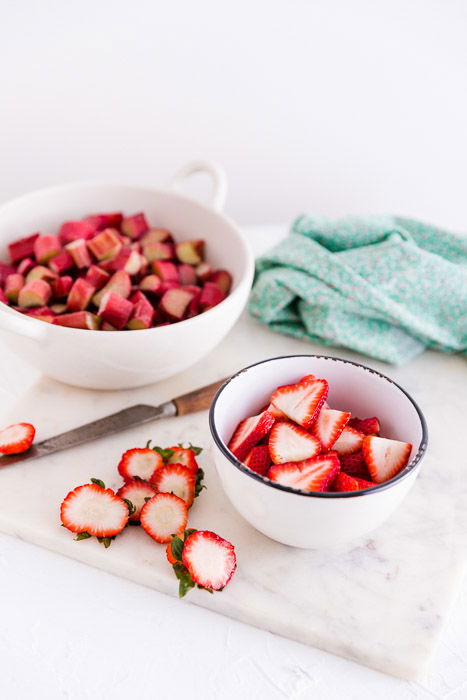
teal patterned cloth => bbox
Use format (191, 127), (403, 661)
(248, 215), (467, 364)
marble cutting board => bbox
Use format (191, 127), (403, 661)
(0, 313), (465, 681)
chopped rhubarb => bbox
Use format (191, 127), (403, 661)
(109, 248), (142, 275)
(101, 321), (117, 331)
(160, 287), (194, 321)
(178, 264), (197, 286)
(84, 212), (123, 231)
(175, 239), (204, 265)
(67, 278), (95, 312)
(210, 269), (232, 295)
(51, 276), (73, 298)
(151, 260), (179, 283)
(140, 228), (173, 245)
(59, 221), (95, 245)
(65, 238), (92, 268)
(33, 235), (61, 264)
(0, 288), (7, 304)
(142, 241), (174, 262)
(26, 265), (58, 283)
(50, 302), (67, 314)
(98, 292), (133, 329)
(8, 233), (40, 264)
(48, 249), (74, 274)
(17, 257), (35, 276)
(25, 306), (55, 323)
(196, 262), (212, 282)
(0, 261), (17, 285)
(84, 265), (110, 290)
(54, 311), (101, 330)
(92, 270), (131, 306)
(127, 292), (154, 329)
(4, 274), (25, 303)
(139, 274), (161, 294)
(121, 213), (149, 239)
(18, 279), (52, 308)
(87, 229), (122, 261)
(199, 282), (225, 311)
(158, 281), (181, 294)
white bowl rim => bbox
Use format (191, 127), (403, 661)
(0, 179), (254, 335)
(209, 354), (429, 499)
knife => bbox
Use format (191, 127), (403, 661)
(0, 378), (228, 468)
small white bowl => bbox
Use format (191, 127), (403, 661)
(0, 161), (254, 389)
(209, 355), (428, 549)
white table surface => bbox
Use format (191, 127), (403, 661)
(0, 225), (466, 700)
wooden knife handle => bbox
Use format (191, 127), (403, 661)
(173, 378), (228, 416)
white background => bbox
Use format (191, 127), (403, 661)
(1, 2), (466, 699)
(1, 0), (467, 229)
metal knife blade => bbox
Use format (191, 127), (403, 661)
(0, 401), (177, 468)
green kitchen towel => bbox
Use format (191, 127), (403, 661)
(248, 215), (467, 364)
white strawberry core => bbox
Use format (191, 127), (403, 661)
(332, 427), (364, 455)
(128, 452), (160, 480)
(121, 484), (154, 516)
(144, 498), (185, 538)
(64, 488), (127, 535)
(313, 409), (349, 450)
(157, 472), (190, 503)
(186, 537), (235, 589)
(366, 437), (411, 482)
(271, 381), (326, 427)
(270, 423), (320, 463)
(0, 424), (28, 447)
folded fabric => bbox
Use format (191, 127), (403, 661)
(248, 215), (467, 364)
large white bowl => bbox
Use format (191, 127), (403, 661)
(0, 161), (254, 389)
(209, 355), (428, 549)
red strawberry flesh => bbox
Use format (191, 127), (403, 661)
(227, 410), (276, 461)
(270, 377), (328, 429)
(182, 530), (236, 590)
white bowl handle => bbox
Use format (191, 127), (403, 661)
(0, 306), (47, 342)
(168, 160), (228, 212)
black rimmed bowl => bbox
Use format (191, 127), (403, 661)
(209, 355), (428, 549)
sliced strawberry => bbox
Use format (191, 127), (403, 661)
(348, 416), (381, 435)
(266, 402), (288, 420)
(152, 464), (196, 507)
(268, 453), (340, 492)
(332, 426), (364, 455)
(116, 480), (156, 521)
(362, 435), (412, 484)
(117, 447), (163, 483)
(339, 451), (371, 480)
(227, 410), (276, 461)
(140, 492), (188, 543)
(270, 377), (328, 429)
(243, 445), (271, 475)
(60, 482), (129, 537)
(268, 421), (321, 464)
(182, 530), (236, 591)
(311, 408), (351, 451)
(166, 446), (199, 473)
(0, 422), (35, 454)
(332, 472), (375, 492)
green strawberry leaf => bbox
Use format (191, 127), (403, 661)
(123, 498), (136, 516)
(152, 446), (174, 462)
(91, 478), (106, 489)
(183, 528), (197, 540)
(74, 531), (91, 541)
(170, 535), (185, 562)
(195, 468), (206, 497)
(97, 536), (114, 548)
(172, 562), (196, 598)
(178, 442), (203, 456)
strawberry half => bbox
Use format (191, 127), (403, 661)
(332, 472), (375, 492)
(266, 403), (288, 420)
(182, 530), (236, 591)
(270, 377), (328, 429)
(117, 448), (163, 483)
(332, 426), (364, 455)
(268, 453), (340, 492)
(116, 480), (156, 521)
(311, 408), (351, 451)
(349, 416), (380, 435)
(60, 482), (129, 537)
(152, 464), (196, 507)
(243, 444), (271, 475)
(227, 410), (276, 461)
(362, 435), (412, 484)
(166, 446), (199, 473)
(338, 451), (371, 480)
(268, 421), (321, 464)
(140, 492), (188, 543)
(0, 422), (35, 454)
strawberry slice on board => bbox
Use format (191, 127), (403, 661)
(338, 451), (371, 480)
(348, 416), (381, 436)
(268, 421), (321, 464)
(332, 472), (375, 492)
(165, 446), (199, 473)
(332, 427), (365, 455)
(268, 453), (340, 492)
(152, 464), (196, 507)
(116, 480), (156, 521)
(311, 408), (351, 451)
(60, 482), (129, 538)
(0, 422), (35, 454)
(140, 492), (188, 543)
(270, 377), (328, 429)
(362, 435), (412, 484)
(227, 410), (276, 461)
(117, 448), (163, 483)
(182, 530), (236, 591)
(243, 444), (271, 475)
